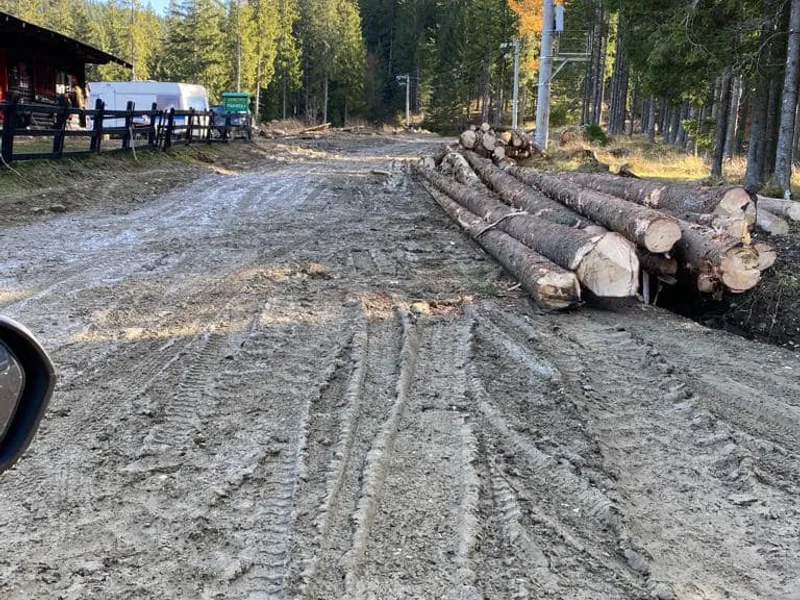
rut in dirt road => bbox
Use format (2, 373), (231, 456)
(1, 134), (799, 600)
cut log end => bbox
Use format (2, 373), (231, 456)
(715, 187), (756, 225)
(534, 272), (583, 310)
(642, 218), (683, 253)
(719, 246), (761, 293)
(576, 233), (640, 298)
(459, 130), (477, 150)
(754, 242), (777, 271)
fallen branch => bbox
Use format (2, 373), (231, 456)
(299, 122), (331, 134)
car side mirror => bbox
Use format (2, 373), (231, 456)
(0, 317), (55, 475)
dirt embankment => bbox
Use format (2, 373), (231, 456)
(0, 142), (275, 226)
(1, 133), (799, 600)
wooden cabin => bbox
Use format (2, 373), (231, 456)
(0, 11), (130, 107)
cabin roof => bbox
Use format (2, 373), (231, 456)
(0, 11), (132, 68)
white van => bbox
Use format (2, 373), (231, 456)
(87, 81), (210, 127)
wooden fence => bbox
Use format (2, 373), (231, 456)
(0, 96), (252, 164)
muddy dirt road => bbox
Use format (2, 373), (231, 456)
(1, 135), (800, 599)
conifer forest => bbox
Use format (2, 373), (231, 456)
(2, 0), (800, 202)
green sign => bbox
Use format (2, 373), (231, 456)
(221, 92), (250, 113)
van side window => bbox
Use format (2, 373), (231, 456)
(156, 95), (180, 110)
(186, 96), (207, 111)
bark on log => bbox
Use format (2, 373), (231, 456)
(554, 172), (756, 225)
(506, 165), (682, 253)
(419, 156), (436, 171)
(421, 182), (581, 309)
(755, 208), (790, 235)
(431, 143), (451, 166)
(639, 251), (678, 277)
(674, 222), (761, 293)
(462, 152), (599, 230)
(418, 166), (639, 297)
(441, 152), (480, 185)
(679, 212), (750, 243)
(756, 196), (800, 221)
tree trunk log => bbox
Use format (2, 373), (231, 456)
(459, 130), (477, 150)
(639, 251), (678, 277)
(756, 208), (790, 235)
(421, 182), (581, 309)
(553, 172), (756, 225)
(679, 213), (750, 244)
(418, 166), (639, 297)
(441, 152), (480, 185)
(462, 152), (598, 229)
(506, 166), (682, 253)
(673, 222), (761, 293)
(756, 196), (800, 221)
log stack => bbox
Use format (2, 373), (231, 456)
(459, 123), (537, 163)
(417, 147), (778, 308)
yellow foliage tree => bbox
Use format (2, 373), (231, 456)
(507, 0), (563, 72)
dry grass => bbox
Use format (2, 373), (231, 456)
(262, 118), (307, 133)
(541, 132), (800, 192)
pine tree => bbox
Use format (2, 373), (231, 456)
(330, 0), (366, 124)
(46, 0), (75, 36)
(272, 0), (302, 119)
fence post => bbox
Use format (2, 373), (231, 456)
(52, 95), (69, 158)
(90, 98), (104, 153)
(1, 94), (19, 164)
(122, 100), (135, 150)
(205, 110), (212, 143)
(186, 108), (194, 146)
(246, 112), (252, 141)
(148, 102), (158, 147)
(164, 108), (175, 150)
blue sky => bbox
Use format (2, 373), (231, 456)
(146, 0), (171, 15)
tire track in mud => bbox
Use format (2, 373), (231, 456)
(3, 260), (264, 526)
(465, 306), (653, 599)
(206, 304), (363, 599)
(479, 304), (800, 599)
(287, 310), (405, 599)
(343, 312), (419, 594)
(342, 316), (481, 599)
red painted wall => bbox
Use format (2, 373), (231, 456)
(0, 48), (7, 102)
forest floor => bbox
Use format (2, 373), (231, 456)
(1, 132), (800, 599)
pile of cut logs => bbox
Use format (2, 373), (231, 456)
(417, 138), (797, 310)
(458, 123), (539, 163)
